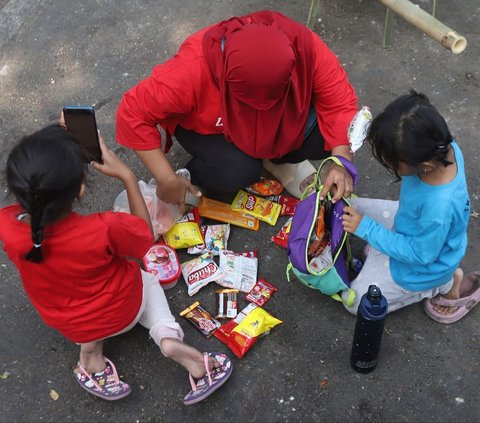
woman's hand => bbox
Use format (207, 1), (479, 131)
(156, 175), (201, 214)
(342, 206), (363, 234)
(319, 164), (354, 203)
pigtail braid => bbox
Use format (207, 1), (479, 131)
(25, 192), (45, 263)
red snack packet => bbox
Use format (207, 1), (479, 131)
(246, 178), (283, 196)
(271, 217), (292, 249)
(279, 195), (300, 216)
(214, 304), (282, 358)
(245, 278), (278, 307)
(266, 195), (300, 216)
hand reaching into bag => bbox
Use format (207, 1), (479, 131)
(342, 206), (363, 234)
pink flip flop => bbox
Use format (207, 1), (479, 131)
(75, 357), (132, 400)
(424, 271), (480, 324)
(183, 352), (233, 405)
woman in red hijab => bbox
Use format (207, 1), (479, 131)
(116, 10), (358, 206)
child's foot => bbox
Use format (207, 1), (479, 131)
(183, 352), (233, 406)
(160, 338), (218, 378)
(432, 268), (463, 315)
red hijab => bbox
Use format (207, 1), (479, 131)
(203, 11), (315, 159)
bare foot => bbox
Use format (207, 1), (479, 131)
(75, 341), (106, 374)
(160, 338), (217, 379)
(433, 268), (463, 315)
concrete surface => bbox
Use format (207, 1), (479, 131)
(0, 1), (479, 422)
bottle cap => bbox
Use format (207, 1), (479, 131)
(367, 284), (381, 301)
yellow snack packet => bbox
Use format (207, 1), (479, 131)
(232, 305), (282, 338)
(231, 190), (281, 226)
(163, 222), (203, 249)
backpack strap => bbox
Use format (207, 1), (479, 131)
(286, 262), (293, 281)
(330, 288), (356, 307)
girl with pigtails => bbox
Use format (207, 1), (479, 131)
(0, 124), (232, 404)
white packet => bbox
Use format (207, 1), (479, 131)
(217, 250), (258, 292)
(187, 224), (230, 256)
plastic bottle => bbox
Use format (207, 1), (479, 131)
(350, 284), (388, 373)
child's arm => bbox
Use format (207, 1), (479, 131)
(91, 135), (154, 237)
(343, 205), (450, 265)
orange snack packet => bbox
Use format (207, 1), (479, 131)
(197, 197), (260, 231)
(231, 191), (281, 226)
(246, 178), (283, 196)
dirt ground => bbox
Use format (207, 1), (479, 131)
(0, 1), (479, 422)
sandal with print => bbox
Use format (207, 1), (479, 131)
(183, 352), (233, 405)
(74, 356), (132, 400)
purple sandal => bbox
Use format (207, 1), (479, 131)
(183, 352), (233, 405)
(75, 357), (132, 400)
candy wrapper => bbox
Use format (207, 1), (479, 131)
(271, 217), (292, 249)
(198, 196), (259, 231)
(214, 303), (282, 358)
(231, 190), (281, 226)
(180, 301), (221, 338)
(266, 195), (300, 216)
(245, 178), (283, 196)
(245, 278), (278, 307)
(163, 208), (203, 249)
(181, 252), (224, 296)
(217, 250), (258, 292)
(216, 289), (238, 319)
(187, 224), (230, 256)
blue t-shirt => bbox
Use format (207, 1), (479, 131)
(355, 141), (470, 291)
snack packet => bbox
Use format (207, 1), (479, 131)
(180, 301), (221, 338)
(198, 196), (259, 231)
(348, 106), (372, 153)
(217, 250), (258, 292)
(214, 303), (282, 358)
(216, 289), (238, 319)
(187, 224), (230, 256)
(181, 252), (224, 296)
(231, 190), (281, 226)
(163, 208), (203, 249)
(271, 217), (292, 249)
(279, 195), (300, 216)
(245, 178), (283, 196)
(245, 278), (278, 307)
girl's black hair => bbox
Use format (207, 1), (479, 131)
(367, 90), (453, 180)
(6, 124), (86, 263)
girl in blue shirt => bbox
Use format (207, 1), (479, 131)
(341, 91), (471, 322)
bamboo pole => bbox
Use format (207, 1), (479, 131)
(306, 0), (320, 30)
(378, 0), (467, 54)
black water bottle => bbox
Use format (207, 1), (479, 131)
(350, 285), (388, 373)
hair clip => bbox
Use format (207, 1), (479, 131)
(437, 145), (447, 149)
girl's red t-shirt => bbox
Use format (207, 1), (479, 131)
(0, 204), (153, 343)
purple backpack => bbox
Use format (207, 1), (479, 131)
(286, 156), (358, 305)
